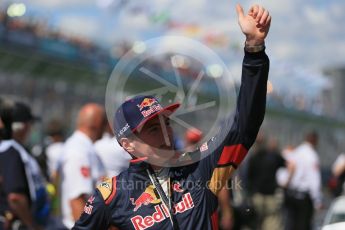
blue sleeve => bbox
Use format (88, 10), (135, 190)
(72, 189), (112, 230)
(192, 50), (269, 195)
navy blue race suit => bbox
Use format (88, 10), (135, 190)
(73, 49), (269, 230)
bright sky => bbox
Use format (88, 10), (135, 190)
(1, 0), (344, 94)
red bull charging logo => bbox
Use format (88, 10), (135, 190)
(137, 98), (163, 118)
(130, 185), (161, 212)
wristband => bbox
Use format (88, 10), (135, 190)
(244, 42), (265, 53)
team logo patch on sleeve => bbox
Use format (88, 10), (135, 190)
(84, 195), (95, 215)
(200, 142), (208, 152)
(97, 177), (117, 204)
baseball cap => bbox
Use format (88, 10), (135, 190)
(113, 95), (180, 141)
(12, 102), (40, 123)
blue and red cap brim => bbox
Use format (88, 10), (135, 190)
(132, 102), (180, 133)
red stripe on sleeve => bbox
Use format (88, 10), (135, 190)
(211, 210), (219, 230)
(217, 144), (248, 166)
(105, 177), (117, 205)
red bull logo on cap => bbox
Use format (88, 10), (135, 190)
(130, 185), (161, 212)
(137, 98), (163, 118)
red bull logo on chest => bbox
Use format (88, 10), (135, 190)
(130, 185), (161, 212)
(130, 192), (194, 230)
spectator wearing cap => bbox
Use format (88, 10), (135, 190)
(11, 102), (40, 145)
(0, 100), (49, 230)
(184, 128), (203, 152)
(60, 103), (107, 229)
(176, 128), (203, 163)
(11, 102), (48, 178)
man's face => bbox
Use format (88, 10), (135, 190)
(128, 115), (175, 166)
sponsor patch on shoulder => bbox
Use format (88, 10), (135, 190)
(97, 177), (116, 203)
(84, 203), (93, 215)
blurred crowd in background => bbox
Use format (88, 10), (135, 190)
(1, 99), (345, 230)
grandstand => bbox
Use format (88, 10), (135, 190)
(1, 6), (345, 168)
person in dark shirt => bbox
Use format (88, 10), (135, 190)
(0, 146), (32, 225)
(246, 136), (286, 230)
(0, 99), (11, 142)
(0, 100), (45, 230)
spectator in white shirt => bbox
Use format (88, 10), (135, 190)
(94, 124), (131, 177)
(61, 103), (107, 229)
(45, 119), (65, 182)
(283, 131), (322, 230)
(331, 152), (345, 196)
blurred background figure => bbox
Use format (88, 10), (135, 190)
(42, 119), (66, 225)
(218, 186), (234, 230)
(11, 102), (40, 146)
(0, 100), (49, 230)
(246, 135), (286, 230)
(173, 127), (203, 164)
(330, 150), (345, 197)
(276, 144), (296, 190)
(94, 122), (131, 177)
(0, 99), (5, 141)
(283, 131), (322, 230)
(0, 116), (3, 140)
(10, 102), (49, 179)
(60, 103), (106, 229)
(45, 119), (65, 182)
(184, 127), (203, 152)
(280, 145), (296, 161)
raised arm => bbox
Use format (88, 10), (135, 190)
(194, 4), (271, 196)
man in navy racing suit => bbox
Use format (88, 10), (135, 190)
(73, 4), (271, 230)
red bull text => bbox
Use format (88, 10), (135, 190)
(137, 98), (163, 117)
(130, 192), (194, 230)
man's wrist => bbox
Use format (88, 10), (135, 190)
(245, 37), (265, 46)
(244, 41), (265, 53)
